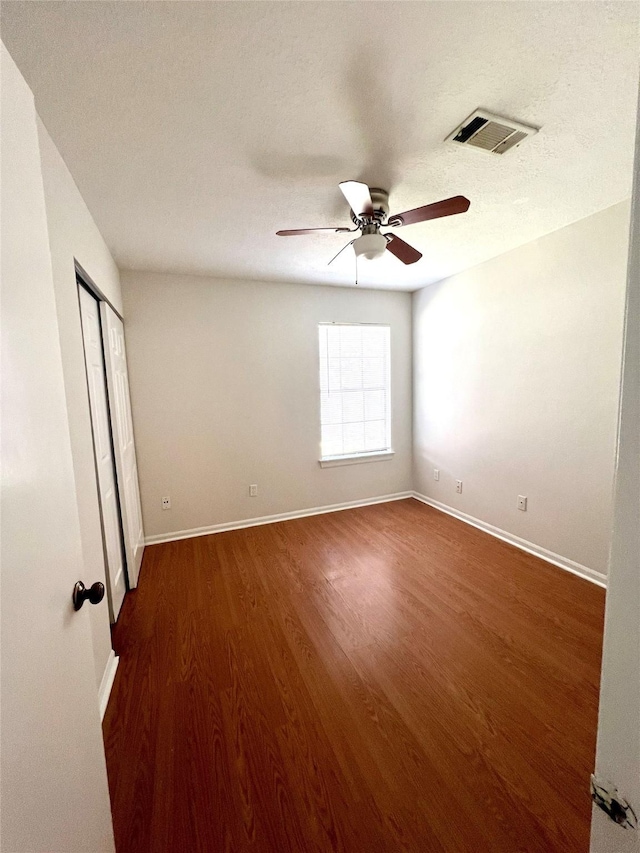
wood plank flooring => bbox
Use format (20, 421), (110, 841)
(103, 498), (605, 852)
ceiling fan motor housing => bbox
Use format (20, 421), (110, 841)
(350, 187), (390, 225)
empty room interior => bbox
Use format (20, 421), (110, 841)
(2, 2), (640, 852)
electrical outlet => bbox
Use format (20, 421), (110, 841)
(433, 469), (440, 481)
(517, 495), (528, 512)
(456, 480), (463, 494)
(162, 496), (171, 510)
(250, 484), (258, 497)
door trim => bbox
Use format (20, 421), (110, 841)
(75, 259), (123, 322)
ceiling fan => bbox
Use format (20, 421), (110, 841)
(276, 181), (470, 267)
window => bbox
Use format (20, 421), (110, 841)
(318, 323), (392, 464)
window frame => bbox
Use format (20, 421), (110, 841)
(317, 322), (394, 467)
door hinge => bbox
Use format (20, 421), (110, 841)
(591, 775), (638, 830)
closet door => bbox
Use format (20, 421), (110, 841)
(78, 285), (126, 620)
(101, 303), (145, 587)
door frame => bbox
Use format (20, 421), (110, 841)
(75, 259), (123, 323)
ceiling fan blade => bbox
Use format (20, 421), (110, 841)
(385, 234), (422, 265)
(277, 227), (354, 236)
(339, 181), (374, 217)
(387, 195), (470, 228)
(327, 240), (356, 266)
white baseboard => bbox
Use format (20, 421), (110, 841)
(412, 492), (607, 588)
(142, 489), (606, 589)
(145, 491), (414, 545)
(98, 650), (119, 721)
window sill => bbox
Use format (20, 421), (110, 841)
(319, 450), (395, 468)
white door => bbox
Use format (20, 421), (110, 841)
(79, 285), (126, 620)
(0, 43), (114, 851)
(590, 93), (640, 852)
(101, 303), (145, 587)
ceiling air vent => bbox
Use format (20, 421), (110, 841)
(447, 110), (539, 155)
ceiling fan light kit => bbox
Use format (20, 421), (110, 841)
(276, 181), (471, 273)
(353, 232), (387, 260)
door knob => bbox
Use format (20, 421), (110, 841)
(73, 581), (105, 611)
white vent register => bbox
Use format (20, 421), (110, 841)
(447, 109), (539, 155)
(318, 323), (392, 464)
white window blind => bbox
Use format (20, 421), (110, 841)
(319, 323), (391, 460)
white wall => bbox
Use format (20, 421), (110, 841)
(121, 272), (413, 539)
(413, 202), (629, 578)
(37, 120), (122, 689)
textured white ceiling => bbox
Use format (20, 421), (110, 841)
(2, 1), (638, 291)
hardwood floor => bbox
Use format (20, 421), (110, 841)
(103, 498), (605, 852)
